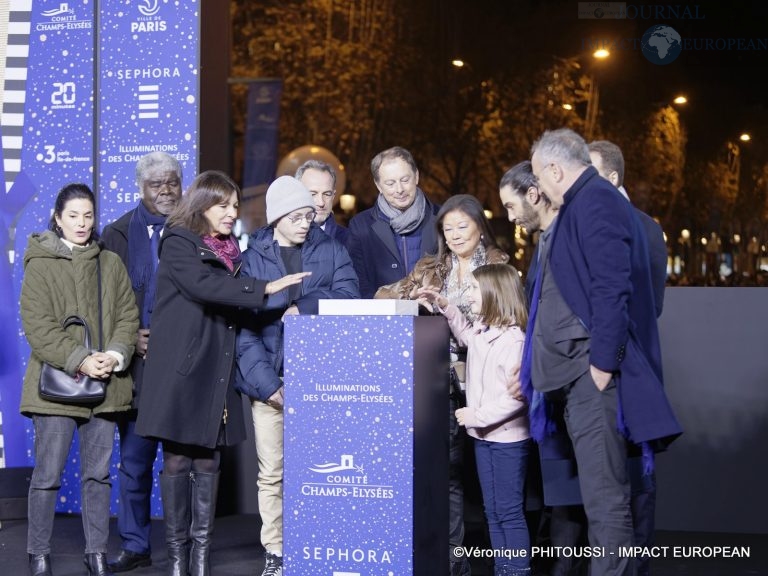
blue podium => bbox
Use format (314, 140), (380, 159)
(283, 314), (450, 576)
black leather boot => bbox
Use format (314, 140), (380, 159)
(84, 552), (114, 576)
(188, 472), (219, 576)
(28, 554), (52, 576)
(161, 472), (191, 576)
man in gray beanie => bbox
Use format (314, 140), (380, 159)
(265, 175), (314, 227)
(236, 175), (360, 576)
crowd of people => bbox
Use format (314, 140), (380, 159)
(20, 128), (680, 576)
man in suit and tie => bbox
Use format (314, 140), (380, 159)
(588, 139), (668, 576)
(102, 151), (184, 573)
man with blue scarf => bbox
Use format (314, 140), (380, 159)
(102, 151), (183, 572)
(528, 129), (681, 576)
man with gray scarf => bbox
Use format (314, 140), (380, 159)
(348, 146), (440, 298)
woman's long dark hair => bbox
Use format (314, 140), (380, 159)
(434, 194), (499, 264)
(49, 183), (99, 242)
(166, 170), (241, 235)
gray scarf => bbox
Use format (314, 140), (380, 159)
(376, 187), (427, 235)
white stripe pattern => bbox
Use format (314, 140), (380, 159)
(2, 0), (32, 193)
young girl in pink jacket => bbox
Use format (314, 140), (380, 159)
(418, 263), (531, 576)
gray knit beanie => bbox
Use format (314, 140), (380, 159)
(266, 175), (314, 225)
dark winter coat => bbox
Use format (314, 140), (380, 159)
(20, 231), (139, 417)
(347, 198), (441, 298)
(235, 224), (359, 401)
(549, 166), (681, 448)
(101, 208), (149, 405)
(321, 215), (350, 247)
(135, 226), (270, 449)
(101, 209), (149, 322)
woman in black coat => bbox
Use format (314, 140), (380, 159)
(135, 171), (308, 576)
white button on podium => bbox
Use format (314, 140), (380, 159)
(318, 298), (420, 316)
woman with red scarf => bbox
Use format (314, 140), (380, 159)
(136, 171), (309, 576)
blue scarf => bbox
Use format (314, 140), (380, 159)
(128, 202), (166, 327)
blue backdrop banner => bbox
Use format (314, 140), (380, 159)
(1, 0), (96, 476)
(0, 0), (200, 517)
(97, 0), (199, 222)
(242, 79), (282, 189)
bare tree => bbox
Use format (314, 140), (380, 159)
(230, 0), (406, 200)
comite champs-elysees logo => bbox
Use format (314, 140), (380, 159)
(37, 3), (92, 32)
(41, 3), (74, 18)
(303, 454), (394, 499)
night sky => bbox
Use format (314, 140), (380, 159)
(451, 0), (768, 157)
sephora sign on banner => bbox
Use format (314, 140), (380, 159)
(97, 0), (198, 223)
(0, 0), (199, 515)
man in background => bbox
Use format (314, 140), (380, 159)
(589, 139), (668, 576)
(295, 159), (348, 245)
(588, 139), (667, 316)
(500, 161), (589, 576)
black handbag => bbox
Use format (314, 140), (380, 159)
(38, 257), (106, 405)
(39, 317), (105, 405)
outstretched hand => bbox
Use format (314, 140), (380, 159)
(414, 287), (448, 310)
(266, 272), (312, 295)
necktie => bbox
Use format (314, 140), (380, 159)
(150, 224), (163, 271)
(142, 224), (163, 326)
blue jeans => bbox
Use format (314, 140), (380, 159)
(27, 414), (116, 554)
(474, 437), (531, 571)
(116, 414), (159, 554)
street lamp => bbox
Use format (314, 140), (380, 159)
(584, 50), (609, 140)
(673, 95), (688, 105)
(553, 50), (610, 138)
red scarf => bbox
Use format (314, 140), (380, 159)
(202, 234), (241, 272)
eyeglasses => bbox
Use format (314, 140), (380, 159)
(285, 211), (316, 225)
